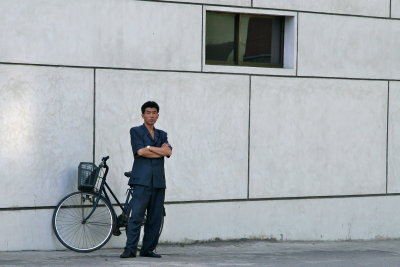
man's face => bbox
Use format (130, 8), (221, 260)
(142, 107), (159, 126)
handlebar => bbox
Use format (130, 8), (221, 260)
(99, 156), (110, 168)
(97, 156), (131, 180)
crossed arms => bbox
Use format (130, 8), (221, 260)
(137, 143), (172, 158)
(131, 127), (172, 158)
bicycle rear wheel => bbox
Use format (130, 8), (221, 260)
(52, 191), (115, 252)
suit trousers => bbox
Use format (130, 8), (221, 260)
(125, 185), (165, 253)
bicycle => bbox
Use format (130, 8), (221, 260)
(52, 156), (164, 252)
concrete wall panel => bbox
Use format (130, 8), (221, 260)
(249, 77), (387, 198)
(163, 196), (400, 243)
(0, 0), (202, 71)
(95, 70), (249, 202)
(0, 208), (126, 251)
(298, 13), (400, 80)
(393, 0), (400, 18)
(0, 209), (62, 251)
(0, 65), (93, 208)
(253, 0), (390, 17)
(3, 196), (400, 251)
(166, 0), (250, 6)
(388, 82), (400, 193)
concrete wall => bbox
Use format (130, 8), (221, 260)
(0, 65), (94, 209)
(0, 0), (399, 251)
(253, 0), (390, 17)
(4, 196), (400, 251)
(389, 82), (400, 192)
(0, 0), (202, 71)
(250, 77), (387, 198)
(393, 0), (400, 18)
(298, 14), (400, 79)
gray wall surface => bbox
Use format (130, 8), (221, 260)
(393, 0), (400, 18)
(250, 77), (387, 198)
(297, 13), (400, 79)
(0, 0), (399, 251)
(0, 0), (202, 71)
(0, 65), (93, 208)
(389, 82), (400, 192)
(253, 0), (390, 17)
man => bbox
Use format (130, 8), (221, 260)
(120, 101), (172, 258)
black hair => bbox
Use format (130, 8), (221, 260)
(141, 101), (159, 114)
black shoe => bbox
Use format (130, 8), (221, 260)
(120, 248), (136, 258)
(140, 251), (162, 258)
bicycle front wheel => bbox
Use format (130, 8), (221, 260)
(52, 191), (115, 252)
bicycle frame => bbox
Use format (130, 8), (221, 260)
(82, 161), (131, 223)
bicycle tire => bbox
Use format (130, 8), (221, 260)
(52, 191), (115, 252)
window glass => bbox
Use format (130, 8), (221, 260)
(205, 12), (236, 64)
(206, 11), (284, 68)
(240, 15), (284, 65)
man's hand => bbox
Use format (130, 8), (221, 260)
(137, 143), (172, 158)
(162, 143), (172, 148)
(155, 143), (172, 157)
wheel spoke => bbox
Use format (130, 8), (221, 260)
(52, 192), (114, 252)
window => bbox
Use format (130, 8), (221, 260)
(206, 11), (285, 68)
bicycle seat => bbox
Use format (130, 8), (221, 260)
(124, 171), (131, 178)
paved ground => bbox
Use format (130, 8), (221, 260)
(1, 240), (400, 266)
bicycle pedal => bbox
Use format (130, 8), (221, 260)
(113, 229), (122, 236)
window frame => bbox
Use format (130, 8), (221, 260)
(205, 11), (285, 68)
(202, 6), (297, 77)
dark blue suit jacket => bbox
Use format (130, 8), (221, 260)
(128, 124), (169, 188)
